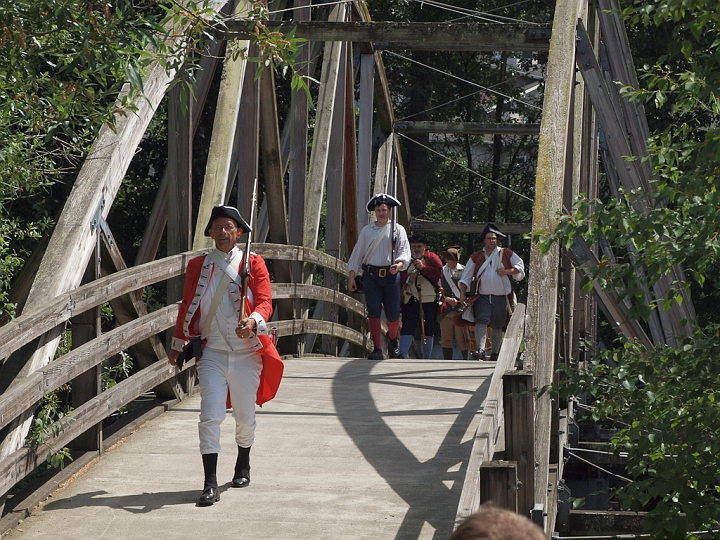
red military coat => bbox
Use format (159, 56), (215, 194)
(173, 251), (283, 405)
(399, 250), (444, 298)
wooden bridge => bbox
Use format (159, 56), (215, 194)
(0, 0), (695, 537)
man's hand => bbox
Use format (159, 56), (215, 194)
(446, 297), (458, 307)
(459, 292), (467, 304)
(236, 317), (257, 339)
(389, 263), (402, 274)
(497, 267), (516, 277)
(348, 271), (357, 292)
(412, 258), (424, 271)
(168, 349), (180, 366)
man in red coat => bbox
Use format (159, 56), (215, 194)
(399, 233), (444, 358)
(168, 206), (282, 507)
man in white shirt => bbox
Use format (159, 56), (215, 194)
(459, 224), (525, 361)
(347, 194), (411, 359)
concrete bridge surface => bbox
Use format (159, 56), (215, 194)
(5, 357), (493, 540)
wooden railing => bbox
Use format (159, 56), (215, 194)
(0, 243), (367, 499)
(455, 303), (529, 524)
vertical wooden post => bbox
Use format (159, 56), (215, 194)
(480, 461), (518, 511)
(288, 0), (311, 354)
(166, 69), (193, 307)
(71, 256), (102, 452)
(259, 67), (290, 246)
(192, 0), (252, 250)
(288, 0), (311, 248)
(578, 11), (600, 366)
(166, 68), (194, 395)
(503, 370), (535, 518)
(235, 44), (259, 219)
(343, 45), (359, 254)
(523, 0), (582, 526)
(303, 2), (346, 251)
(300, 3), (346, 354)
(373, 133), (394, 196)
(357, 54), (374, 231)
(258, 59), (294, 335)
(322, 42), (347, 356)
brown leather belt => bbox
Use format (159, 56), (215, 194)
(362, 264), (391, 277)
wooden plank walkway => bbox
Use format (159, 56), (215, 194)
(5, 357), (493, 540)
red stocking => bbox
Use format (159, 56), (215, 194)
(386, 319), (400, 340)
(368, 318), (383, 350)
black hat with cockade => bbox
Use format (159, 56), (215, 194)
(479, 223), (506, 241)
(366, 193), (401, 212)
(204, 205), (252, 236)
(408, 233), (429, 245)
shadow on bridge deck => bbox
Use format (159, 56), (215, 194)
(6, 358), (493, 540)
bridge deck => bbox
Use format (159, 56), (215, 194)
(8, 357), (493, 540)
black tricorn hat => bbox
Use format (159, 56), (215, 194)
(367, 193), (401, 212)
(204, 205), (252, 237)
(408, 233), (429, 245)
(479, 223), (506, 241)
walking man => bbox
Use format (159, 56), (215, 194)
(399, 233), (443, 358)
(458, 224), (525, 361)
(438, 247), (475, 360)
(168, 206), (283, 506)
(347, 194), (411, 360)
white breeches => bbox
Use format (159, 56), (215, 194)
(197, 347), (262, 454)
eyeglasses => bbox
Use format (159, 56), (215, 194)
(212, 225), (237, 233)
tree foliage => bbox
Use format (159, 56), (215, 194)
(0, 0), (220, 320)
(544, 0), (720, 536)
(558, 330), (720, 537)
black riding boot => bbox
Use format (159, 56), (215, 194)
(442, 347), (453, 360)
(197, 453), (220, 506)
(231, 445), (251, 488)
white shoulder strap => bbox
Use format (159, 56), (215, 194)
(361, 223), (390, 267)
(208, 249), (243, 284)
(201, 270), (232, 340)
(474, 250), (495, 281)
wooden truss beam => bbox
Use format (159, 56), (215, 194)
(410, 221), (531, 235)
(577, 14), (695, 345)
(220, 22), (551, 51)
(567, 237), (653, 349)
(395, 121), (541, 136)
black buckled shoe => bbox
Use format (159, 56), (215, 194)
(231, 469), (250, 488)
(197, 486), (220, 506)
(368, 348), (384, 360)
(388, 338), (400, 358)
(471, 350), (485, 361)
